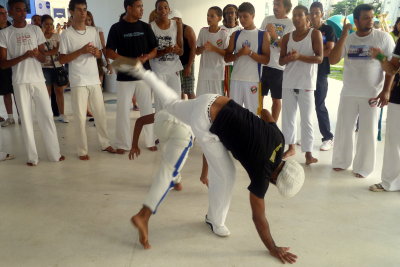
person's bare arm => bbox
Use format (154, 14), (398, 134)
(329, 23), (352, 65)
(200, 154), (209, 186)
(374, 74), (395, 107)
(260, 109), (275, 123)
(184, 25), (196, 76)
(59, 42), (96, 64)
(278, 33), (290, 66)
(296, 30), (323, 64)
(42, 42), (59, 56)
(106, 48), (120, 60)
(248, 31), (270, 65)
(224, 32), (237, 63)
(172, 18), (184, 56)
(370, 48), (400, 75)
(323, 41), (334, 57)
(36, 44), (47, 63)
(129, 114), (155, 160)
(0, 47), (34, 69)
(204, 41), (226, 57)
(250, 192), (297, 264)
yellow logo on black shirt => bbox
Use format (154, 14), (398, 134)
(269, 143), (282, 163)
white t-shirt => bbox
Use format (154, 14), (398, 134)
(231, 28), (262, 83)
(42, 33), (62, 68)
(59, 26), (102, 87)
(197, 27), (229, 80)
(150, 20), (183, 74)
(0, 24), (46, 84)
(341, 29), (395, 98)
(221, 25), (242, 66)
(260, 15), (294, 70)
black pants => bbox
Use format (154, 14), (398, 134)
(314, 74), (333, 141)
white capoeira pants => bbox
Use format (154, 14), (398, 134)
(144, 135), (193, 213)
(71, 85), (111, 156)
(142, 70), (236, 227)
(13, 83), (61, 164)
(153, 72), (181, 112)
(282, 89), (315, 152)
(332, 96), (379, 177)
(381, 103), (400, 191)
(229, 80), (259, 115)
(196, 79), (223, 96)
(115, 81), (155, 150)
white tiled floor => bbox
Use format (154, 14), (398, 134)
(0, 79), (399, 267)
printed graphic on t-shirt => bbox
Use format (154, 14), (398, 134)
(124, 32), (144, 38)
(216, 39), (223, 47)
(322, 33), (327, 44)
(156, 35), (174, 62)
(242, 39), (252, 48)
(272, 23), (286, 48)
(16, 33), (33, 46)
(250, 85), (258, 94)
(348, 45), (371, 59)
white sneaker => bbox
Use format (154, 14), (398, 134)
(205, 215), (230, 237)
(57, 115), (69, 123)
(1, 118), (15, 127)
(320, 139), (334, 151)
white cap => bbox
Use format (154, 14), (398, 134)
(276, 159), (305, 198)
(168, 9), (182, 19)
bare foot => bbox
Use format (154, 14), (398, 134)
(333, 168), (344, 171)
(283, 149), (296, 159)
(79, 155), (90, 160)
(148, 146), (157, 152)
(305, 153), (318, 165)
(59, 155), (65, 161)
(116, 149), (126, 155)
(200, 176), (209, 187)
(102, 146), (116, 154)
(173, 182), (183, 191)
(131, 214), (151, 249)
(354, 173), (365, 178)
(26, 162), (37, 166)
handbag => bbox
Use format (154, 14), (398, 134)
(45, 42), (69, 87)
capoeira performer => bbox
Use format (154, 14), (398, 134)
(59, 0), (116, 160)
(113, 58), (304, 264)
(368, 44), (400, 192)
(329, 4), (395, 178)
(279, 5), (323, 165)
(0, 0), (65, 166)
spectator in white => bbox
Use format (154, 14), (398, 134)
(369, 43), (400, 192)
(0, 0), (65, 166)
(31, 14), (41, 27)
(196, 6), (229, 96)
(106, 0), (158, 154)
(279, 5), (323, 165)
(329, 4), (395, 178)
(309, 2), (336, 151)
(59, 0), (116, 160)
(260, 0), (294, 121)
(149, 0), (183, 111)
(221, 4), (241, 97)
(224, 2), (270, 115)
(41, 14), (69, 123)
(0, 5), (18, 127)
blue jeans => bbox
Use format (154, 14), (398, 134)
(314, 74), (333, 141)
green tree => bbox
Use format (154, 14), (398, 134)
(331, 0), (364, 16)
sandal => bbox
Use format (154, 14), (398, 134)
(369, 183), (386, 192)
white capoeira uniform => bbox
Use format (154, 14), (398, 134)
(150, 20), (183, 112)
(0, 24), (62, 165)
(332, 29), (395, 177)
(59, 26), (112, 156)
(140, 70), (236, 228)
(115, 80), (155, 150)
(230, 28), (263, 115)
(143, 110), (193, 213)
(281, 29), (317, 153)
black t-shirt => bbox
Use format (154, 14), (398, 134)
(390, 40), (400, 104)
(209, 100), (285, 199)
(318, 24), (336, 76)
(106, 19), (157, 81)
(179, 24), (191, 66)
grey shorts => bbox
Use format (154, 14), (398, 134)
(180, 64), (195, 95)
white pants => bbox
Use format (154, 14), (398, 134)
(153, 72), (181, 112)
(229, 80), (259, 115)
(381, 103), (400, 191)
(71, 85), (111, 156)
(13, 83), (61, 164)
(115, 81), (155, 149)
(197, 79), (223, 96)
(142, 71), (236, 227)
(144, 135), (193, 213)
(282, 89), (315, 152)
(332, 96), (379, 177)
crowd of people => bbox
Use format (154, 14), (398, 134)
(0, 0), (399, 264)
